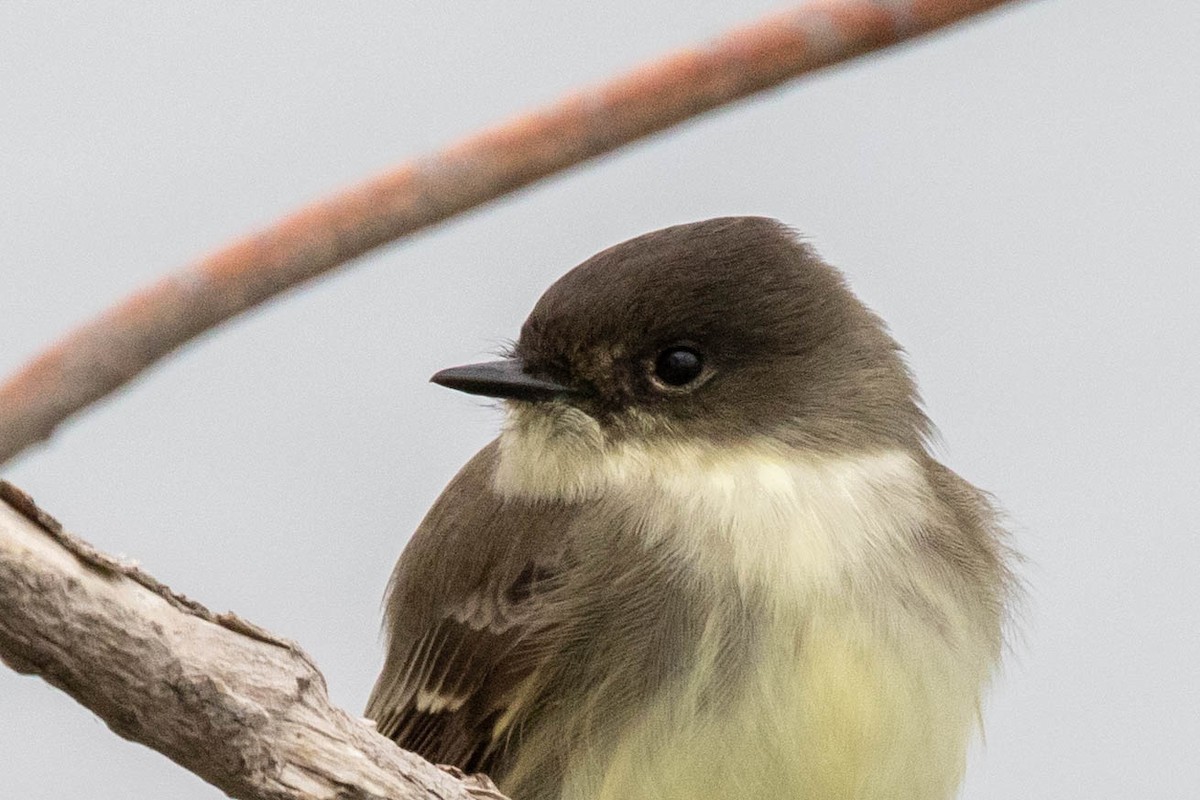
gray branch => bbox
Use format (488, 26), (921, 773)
(0, 482), (506, 800)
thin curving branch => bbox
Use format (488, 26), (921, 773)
(0, 481), (509, 800)
(0, 0), (1022, 466)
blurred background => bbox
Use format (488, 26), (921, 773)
(2, 2), (1198, 797)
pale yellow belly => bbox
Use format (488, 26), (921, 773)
(560, 608), (983, 800)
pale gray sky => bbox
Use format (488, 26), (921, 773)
(2, 2), (1198, 798)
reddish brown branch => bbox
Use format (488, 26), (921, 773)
(0, 0), (1021, 465)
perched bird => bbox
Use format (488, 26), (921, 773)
(366, 217), (1014, 800)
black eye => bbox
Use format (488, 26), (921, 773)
(653, 346), (704, 387)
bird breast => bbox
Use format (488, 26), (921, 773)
(496, 408), (996, 799)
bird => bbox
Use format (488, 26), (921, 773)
(366, 217), (1014, 800)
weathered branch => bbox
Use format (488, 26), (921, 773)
(0, 0), (1022, 466)
(0, 482), (507, 800)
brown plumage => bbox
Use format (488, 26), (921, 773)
(366, 218), (1014, 800)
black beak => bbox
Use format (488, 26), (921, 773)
(430, 358), (576, 402)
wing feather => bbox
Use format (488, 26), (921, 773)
(365, 440), (575, 774)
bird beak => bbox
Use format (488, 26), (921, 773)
(430, 358), (576, 402)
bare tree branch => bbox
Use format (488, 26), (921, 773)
(0, 481), (508, 800)
(0, 0), (1022, 466)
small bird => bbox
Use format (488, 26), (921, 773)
(366, 217), (1014, 800)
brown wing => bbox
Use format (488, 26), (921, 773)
(365, 440), (576, 775)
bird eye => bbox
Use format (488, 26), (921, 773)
(653, 346), (704, 387)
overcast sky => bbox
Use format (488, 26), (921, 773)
(2, 2), (1198, 798)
